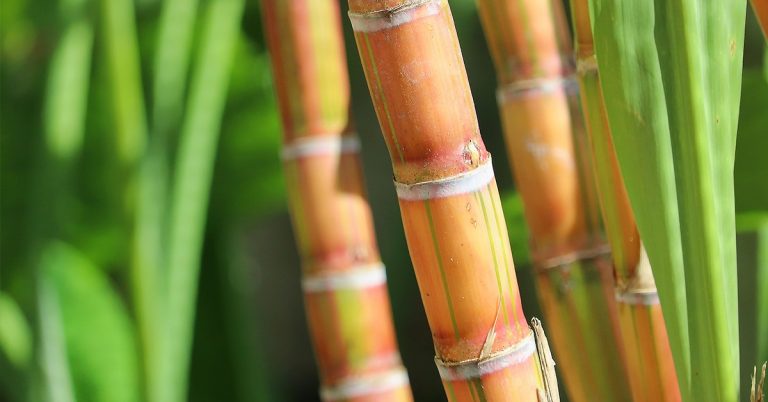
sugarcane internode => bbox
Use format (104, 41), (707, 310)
(349, 0), (558, 400)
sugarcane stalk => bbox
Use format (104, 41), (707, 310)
(261, 1), (413, 400)
(753, 0), (768, 37)
(472, 0), (630, 400)
(347, 1), (558, 400)
(568, 0), (681, 400)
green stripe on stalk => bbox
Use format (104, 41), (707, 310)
(488, 184), (522, 333)
(424, 200), (461, 341)
(362, 33), (405, 164)
(476, 190), (511, 329)
(336, 288), (367, 366)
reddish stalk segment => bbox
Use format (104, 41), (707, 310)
(752, 0), (768, 36)
(569, 0), (681, 400)
(262, 1), (412, 400)
(474, 0), (631, 400)
(348, 1), (558, 400)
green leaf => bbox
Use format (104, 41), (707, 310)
(161, 1), (246, 401)
(42, 242), (140, 402)
(0, 293), (32, 370)
(501, 192), (531, 267)
(589, 1), (691, 398)
(592, 0), (746, 399)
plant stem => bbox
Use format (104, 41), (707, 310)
(348, 1), (558, 400)
(261, 1), (412, 400)
(162, 0), (244, 401)
(473, 0), (630, 399)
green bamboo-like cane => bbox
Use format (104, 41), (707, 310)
(161, 1), (245, 401)
(591, 0), (746, 400)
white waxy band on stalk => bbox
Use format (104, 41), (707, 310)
(348, 0), (442, 33)
(496, 76), (578, 102)
(615, 289), (660, 306)
(395, 159), (495, 201)
(281, 136), (360, 160)
(435, 331), (536, 381)
(320, 368), (410, 401)
(302, 263), (387, 293)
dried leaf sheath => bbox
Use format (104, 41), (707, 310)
(262, 1), (412, 400)
(569, 0), (681, 400)
(473, 0), (630, 400)
(348, 1), (556, 400)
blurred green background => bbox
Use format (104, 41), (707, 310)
(1, 0), (766, 401)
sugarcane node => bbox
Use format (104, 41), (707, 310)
(434, 330), (536, 381)
(394, 158), (495, 200)
(281, 135), (361, 160)
(320, 367), (411, 402)
(533, 243), (611, 272)
(496, 76), (579, 103)
(348, 0), (441, 32)
(614, 244), (658, 305)
(463, 140), (481, 168)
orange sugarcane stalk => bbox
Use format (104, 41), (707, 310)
(569, 0), (681, 400)
(262, 1), (412, 401)
(347, 1), (558, 401)
(752, 0), (768, 36)
(473, 0), (631, 400)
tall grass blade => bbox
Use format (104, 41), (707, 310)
(653, 0), (745, 399)
(162, 0), (245, 400)
(137, 1), (200, 399)
(44, 0), (93, 162)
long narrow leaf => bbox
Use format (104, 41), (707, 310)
(162, 0), (245, 400)
(653, 0), (744, 399)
